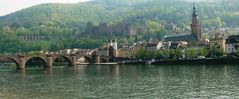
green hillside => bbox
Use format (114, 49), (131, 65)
(0, 0), (239, 53)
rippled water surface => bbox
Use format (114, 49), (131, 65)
(0, 65), (239, 98)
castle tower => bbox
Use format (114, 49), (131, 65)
(112, 38), (118, 50)
(107, 38), (118, 57)
(190, 4), (202, 41)
(108, 39), (113, 47)
(112, 38), (118, 57)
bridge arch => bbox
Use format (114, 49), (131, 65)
(0, 57), (20, 69)
(53, 56), (73, 66)
(25, 56), (47, 68)
(77, 56), (92, 64)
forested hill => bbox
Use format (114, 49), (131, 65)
(0, 0), (239, 53)
(1, 0), (239, 29)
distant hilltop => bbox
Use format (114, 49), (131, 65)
(0, 0), (238, 29)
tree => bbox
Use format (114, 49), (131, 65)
(185, 48), (197, 59)
(236, 48), (239, 57)
(135, 48), (146, 58)
(156, 50), (171, 59)
(145, 20), (162, 38)
(208, 45), (224, 58)
(198, 48), (208, 57)
(156, 50), (164, 59)
(145, 50), (156, 59)
(173, 49), (183, 59)
(211, 17), (226, 29)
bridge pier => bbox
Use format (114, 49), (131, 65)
(18, 55), (26, 69)
(46, 54), (53, 68)
(94, 55), (100, 63)
(71, 54), (77, 66)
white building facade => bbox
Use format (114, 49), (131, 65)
(226, 35), (239, 55)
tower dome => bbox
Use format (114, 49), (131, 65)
(193, 5), (198, 18)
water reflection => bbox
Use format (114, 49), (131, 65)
(0, 65), (239, 98)
(73, 65), (86, 74)
(16, 69), (26, 75)
(43, 67), (53, 75)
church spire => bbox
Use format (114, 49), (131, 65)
(192, 3), (198, 18)
(191, 3), (202, 41)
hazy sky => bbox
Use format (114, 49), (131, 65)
(0, 0), (91, 16)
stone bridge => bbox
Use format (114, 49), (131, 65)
(0, 53), (101, 69)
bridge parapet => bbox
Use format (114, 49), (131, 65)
(0, 52), (98, 69)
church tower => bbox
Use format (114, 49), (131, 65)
(191, 4), (202, 41)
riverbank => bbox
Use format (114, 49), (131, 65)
(152, 58), (239, 65)
(77, 63), (118, 65)
(119, 58), (239, 65)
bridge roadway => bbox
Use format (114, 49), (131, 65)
(0, 53), (101, 69)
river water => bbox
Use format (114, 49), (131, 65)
(0, 65), (239, 98)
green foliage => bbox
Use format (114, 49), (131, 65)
(170, 49), (183, 58)
(156, 50), (165, 58)
(208, 45), (224, 57)
(135, 48), (146, 58)
(184, 48), (197, 58)
(236, 48), (239, 56)
(146, 50), (157, 58)
(197, 48), (208, 57)
(30, 51), (42, 56)
(183, 47), (210, 58)
(155, 48), (207, 59)
(0, 0), (239, 53)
